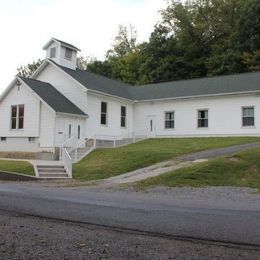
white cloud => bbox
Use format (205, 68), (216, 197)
(0, 0), (166, 93)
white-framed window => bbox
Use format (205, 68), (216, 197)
(78, 125), (81, 139)
(242, 107), (255, 127)
(69, 124), (72, 138)
(11, 104), (24, 130)
(165, 111), (175, 129)
(65, 48), (73, 60)
(50, 47), (56, 58)
(198, 109), (208, 128)
(101, 102), (107, 125)
(1, 137), (6, 142)
(121, 106), (127, 128)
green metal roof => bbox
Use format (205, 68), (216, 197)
(20, 77), (87, 116)
(53, 60), (260, 101)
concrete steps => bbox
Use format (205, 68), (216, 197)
(37, 165), (70, 179)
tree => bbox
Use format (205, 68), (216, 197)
(17, 59), (43, 77)
(242, 50), (260, 72)
(238, 0), (260, 52)
(107, 24), (138, 58)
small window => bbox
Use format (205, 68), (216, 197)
(1, 137), (6, 142)
(198, 110), (208, 128)
(242, 107), (254, 126)
(101, 102), (107, 125)
(69, 124), (72, 138)
(121, 106), (127, 127)
(65, 48), (73, 60)
(165, 112), (174, 129)
(28, 137), (35, 142)
(78, 125), (81, 140)
(11, 105), (24, 130)
(50, 47), (56, 58)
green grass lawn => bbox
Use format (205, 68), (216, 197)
(0, 160), (35, 176)
(73, 137), (260, 181)
(135, 147), (260, 190)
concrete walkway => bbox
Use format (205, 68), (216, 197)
(99, 142), (260, 187)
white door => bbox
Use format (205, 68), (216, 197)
(146, 115), (156, 137)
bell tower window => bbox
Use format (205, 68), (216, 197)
(65, 48), (73, 60)
(50, 47), (56, 58)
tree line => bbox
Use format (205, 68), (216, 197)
(18, 0), (260, 85)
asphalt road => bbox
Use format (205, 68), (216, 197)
(0, 183), (260, 248)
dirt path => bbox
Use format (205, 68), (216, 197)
(99, 142), (260, 187)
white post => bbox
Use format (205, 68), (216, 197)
(59, 146), (62, 161)
(133, 132), (136, 143)
(113, 136), (116, 148)
(94, 135), (96, 148)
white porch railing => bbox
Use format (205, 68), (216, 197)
(94, 129), (148, 148)
(59, 136), (78, 178)
(59, 130), (148, 176)
(60, 147), (72, 178)
(70, 135), (96, 163)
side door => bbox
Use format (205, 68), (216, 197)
(145, 115), (156, 138)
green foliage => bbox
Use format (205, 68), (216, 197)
(135, 147), (260, 190)
(238, 0), (260, 52)
(17, 59), (43, 78)
(18, 0), (260, 84)
(0, 160), (35, 176)
(73, 137), (260, 181)
(88, 0), (258, 85)
(242, 50), (260, 72)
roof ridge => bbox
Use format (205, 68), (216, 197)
(136, 71), (260, 88)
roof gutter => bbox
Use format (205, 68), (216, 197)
(133, 90), (260, 103)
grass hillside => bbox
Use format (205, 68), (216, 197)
(73, 137), (260, 181)
(135, 147), (260, 190)
(0, 160), (35, 176)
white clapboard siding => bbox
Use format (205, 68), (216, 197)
(133, 94), (260, 137)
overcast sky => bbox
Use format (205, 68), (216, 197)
(0, 0), (167, 93)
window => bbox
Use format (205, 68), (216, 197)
(28, 137), (35, 142)
(65, 48), (73, 60)
(242, 107), (254, 126)
(11, 105), (24, 130)
(165, 112), (174, 129)
(121, 106), (127, 127)
(69, 124), (72, 138)
(198, 109), (208, 128)
(78, 125), (81, 139)
(50, 47), (56, 58)
(101, 102), (107, 125)
(1, 137), (6, 142)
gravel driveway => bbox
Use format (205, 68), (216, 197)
(1, 210), (259, 260)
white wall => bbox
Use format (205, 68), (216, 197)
(39, 102), (56, 150)
(133, 94), (260, 137)
(46, 42), (77, 70)
(0, 137), (40, 152)
(0, 81), (56, 152)
(36, 64), (88, 114)
(86, 92), (134, 138)
(54, 115), (86, 146)
(0, 81), (40, 137)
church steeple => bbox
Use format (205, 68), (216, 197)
(43, 38), (81, 70)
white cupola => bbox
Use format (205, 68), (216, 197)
(43, 38), (81, 70)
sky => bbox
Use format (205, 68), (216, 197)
(0, 0), (167, 93)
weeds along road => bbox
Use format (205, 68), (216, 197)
(0, 182), (260, 251)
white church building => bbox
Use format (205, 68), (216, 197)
(0, 38), (260, 155)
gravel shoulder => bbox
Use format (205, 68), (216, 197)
(0, 210), (259, 260)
